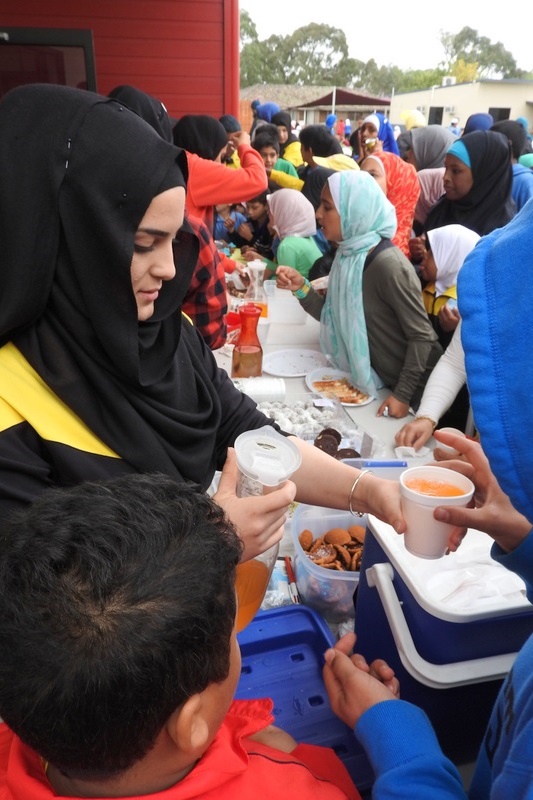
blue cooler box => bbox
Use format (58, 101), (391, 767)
(355, 516), (533, 764)
(236, 605), (374, 793)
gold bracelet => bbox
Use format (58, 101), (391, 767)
(414, 415), (437, 432)
(348, 469), (374, 517)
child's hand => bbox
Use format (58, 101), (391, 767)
(224, 217), (236, 233)
(243, 249), (262, 262)
(409, 236), (427, 262)
(236, 221), (253, 241)
(275, 266), (304, 291)
(395, 417), (435, 451)
(376, 394), (410, 419)
(323, 633), (398, 729)
(438, 303), (460, 332)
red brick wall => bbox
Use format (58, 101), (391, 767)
(2, 0), (239, 119)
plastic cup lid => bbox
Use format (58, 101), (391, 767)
(234, 426), (302, 486)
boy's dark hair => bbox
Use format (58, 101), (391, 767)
(491, 120), (527, 160)
(248, 189), (269, 205)
(299, 124), (342, 156)
(0, 474), (243, 781)
(252, 127), (280, 155)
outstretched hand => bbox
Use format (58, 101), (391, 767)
(323, 633), (399, 730)
(432, 430), (532, 554)
(213, 448), (296, 561)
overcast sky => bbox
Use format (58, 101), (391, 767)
(240, 0), (532, 73)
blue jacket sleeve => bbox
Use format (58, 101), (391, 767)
(355, 701), (467, 799)
(491, 528), (533, 603)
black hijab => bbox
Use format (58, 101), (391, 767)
(0, 84), (259, 487)
(172, 114), (228, 161)
(301, 167), (336, 210)
(271, 110), (298, 157)
(424, 130), (515, 236)
(107, 84), (174, 143)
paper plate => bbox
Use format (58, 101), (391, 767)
(305, 368), (374, 407)
(262, 349), (329, 377)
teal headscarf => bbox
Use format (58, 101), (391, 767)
(319, 171), (397, 395)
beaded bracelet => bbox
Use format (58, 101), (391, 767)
(414, 415), (437, 432)
(348, 469), (374, 517)
(292, 279), (311, 300)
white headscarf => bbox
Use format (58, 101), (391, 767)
(363, 113), (380, 130)
(267, 189), (316, 239)
(427, 224), (480, 296)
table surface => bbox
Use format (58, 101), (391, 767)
(214, 315), (437, 462)
(214, 315), (436, 559)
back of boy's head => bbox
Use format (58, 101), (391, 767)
(491, 119), (527, 160)
(248, 189), (269, 205)
(299, 124), (342, 157)
(252, 124), (280, 155)
(0, 474), (243, 781)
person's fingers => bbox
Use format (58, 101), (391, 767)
(333, 631), (356, 656)
(217, 448), (238, 493)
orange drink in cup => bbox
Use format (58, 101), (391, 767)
(400, 466), (474, 559)
(235, 558), (273, 632)
(233, 427), (302, 630)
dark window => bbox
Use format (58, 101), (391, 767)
(0, 27), (96, 98)
(488, 107), (511, 123)
(428, 107), (444, 125)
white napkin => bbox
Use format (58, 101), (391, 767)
(394, 446), (431, 459)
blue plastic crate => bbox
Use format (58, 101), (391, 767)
(236, 605), (374, 793)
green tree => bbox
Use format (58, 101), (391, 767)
(281, 24), (349, 84)
(440, 26), (519, 78)
(239, 9), (258, 49)
(239, 17), (354, 86)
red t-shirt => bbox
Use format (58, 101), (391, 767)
(0, 699), (361, 799)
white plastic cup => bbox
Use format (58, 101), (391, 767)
(234, 425), (301, 498)
(232, 377), (285, 404)
(435, 427), (467, 457)
(399, 466), (475, 559)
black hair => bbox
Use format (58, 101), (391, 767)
(299, 125), (342, 156)
(248, 189), (270, 204)
(0, 474), (242, 781)
(491, 120), (527, 160)
(253, 127), (280, 155)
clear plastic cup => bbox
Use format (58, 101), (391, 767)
(400, 466), (474, 559)
(233, 426), (302, 630)
(234, 425), (301, 498)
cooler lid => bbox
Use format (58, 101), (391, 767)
(367, 516), (531, 623)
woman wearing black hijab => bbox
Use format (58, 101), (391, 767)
(0, 84), (405, 549)
(271, 110), (303, 168)
(108, 83), (174, 142)
(423, 130), (515, 235)
(410, 130), (515, 263)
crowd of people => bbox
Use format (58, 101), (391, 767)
(0, 81), (533, 799)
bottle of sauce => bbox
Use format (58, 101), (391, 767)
(231, 303), (262, 378)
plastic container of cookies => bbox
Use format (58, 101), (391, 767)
(291, 504), (364, 623)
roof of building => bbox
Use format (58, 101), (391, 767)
(240, 84), (390, 110)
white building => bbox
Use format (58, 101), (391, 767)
(390, 78), (533, 132)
